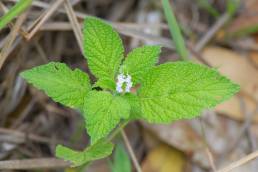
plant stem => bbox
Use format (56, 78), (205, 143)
(108, 120), (128, 141)
(121, 130), (142, 172)
(108, 121), (142, 172)
(107, 120), (142, 172)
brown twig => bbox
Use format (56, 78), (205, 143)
(0, 128), (66, 145)
(199, 118), (217, 171)
(0, 11), (28, 69)
(63, 0), (83, 53)
(0, 158), (70, 170)
(223, 100), (258, 156)
(217, 150), (258, 172)
(194, 13), (230, 52)
(121, 130), (142, 172)
(26, 0), (65, 40)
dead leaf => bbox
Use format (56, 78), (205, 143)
(142, 121), (210, 168)
(142, 144), (186, 172)
(142, 122), (203, 153)
(250, 51), (258, 66)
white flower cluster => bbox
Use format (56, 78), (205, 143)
(116, 73), (133, 93)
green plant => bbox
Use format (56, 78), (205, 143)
(196, 0), (220, 18)
(162, 0), (188, 60)
(0, 0), (32, 30)
(20, 17), (239, 168)
(110, 144), (131, 172)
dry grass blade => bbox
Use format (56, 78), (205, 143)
(0, 158), (70, 170)
(39, 22), (175, 50)
(114, 24), (174, 50)
(122, 130), (142, 172)
(7, 0), (87, 19)
(0, 1), (9, 13)
(0, 10), (28, 69)
(217, 150), (258, 172)
(0, 128), (64, 145)
(64, 0), (83, 53)
(8, 0), (174, 50)
(194, 13), (230, 52)
(199, 118), (217, 171)
(26, 0), (65, 40)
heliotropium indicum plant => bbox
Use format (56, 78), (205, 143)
(20, 17), (240, 167)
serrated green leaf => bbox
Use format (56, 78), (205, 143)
(122, 93), (141, 120)
(83, 17), (124, 81)
(121, 46), (161, 84)
(56, 139), (114, 167)
(110, 144), (131, 172)
(83, 91), (130, 144)
(20, 62), (91, 108)
(138, 62), (240, 123)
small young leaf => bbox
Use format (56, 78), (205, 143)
(20, 62), (91, 108)
(83, 17), (124, 81)
(121, 45), (161, 84)
(83, 91), (130, 144)
(110, 144), (131, 172)
(56, 139), (114, 167)
(138, 62), (240, 123)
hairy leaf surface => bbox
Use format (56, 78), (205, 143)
(122, 46), (161, 84)
(21, 62), (91, 108)
(83, 17), (124, 81)
(83, 91), (130, 144)
(138, 62), (240, 123)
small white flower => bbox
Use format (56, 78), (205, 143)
(116, 73), (133, 93)
(125, 85), (131, 92)
(116, 81), (123, 87)
(125, 74), (131, 83)
(116, 86), (123, 93)
(117, 74), (126, 83)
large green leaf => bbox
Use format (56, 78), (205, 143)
(56, 139), (114, 167)
(83, 91), (130, 144)
(20, 62), (91, 108)
(83, 17), (124, 81)
(121, 45), (161, 85)
(138, 62), (240, 123)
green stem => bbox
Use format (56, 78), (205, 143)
(0, 0), (32, 30)
(108, 120), (129, 141)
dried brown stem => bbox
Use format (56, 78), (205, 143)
(217, 150), (258, 172)
(121, 130), (142, 172)
(0, 158), (70, 170)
